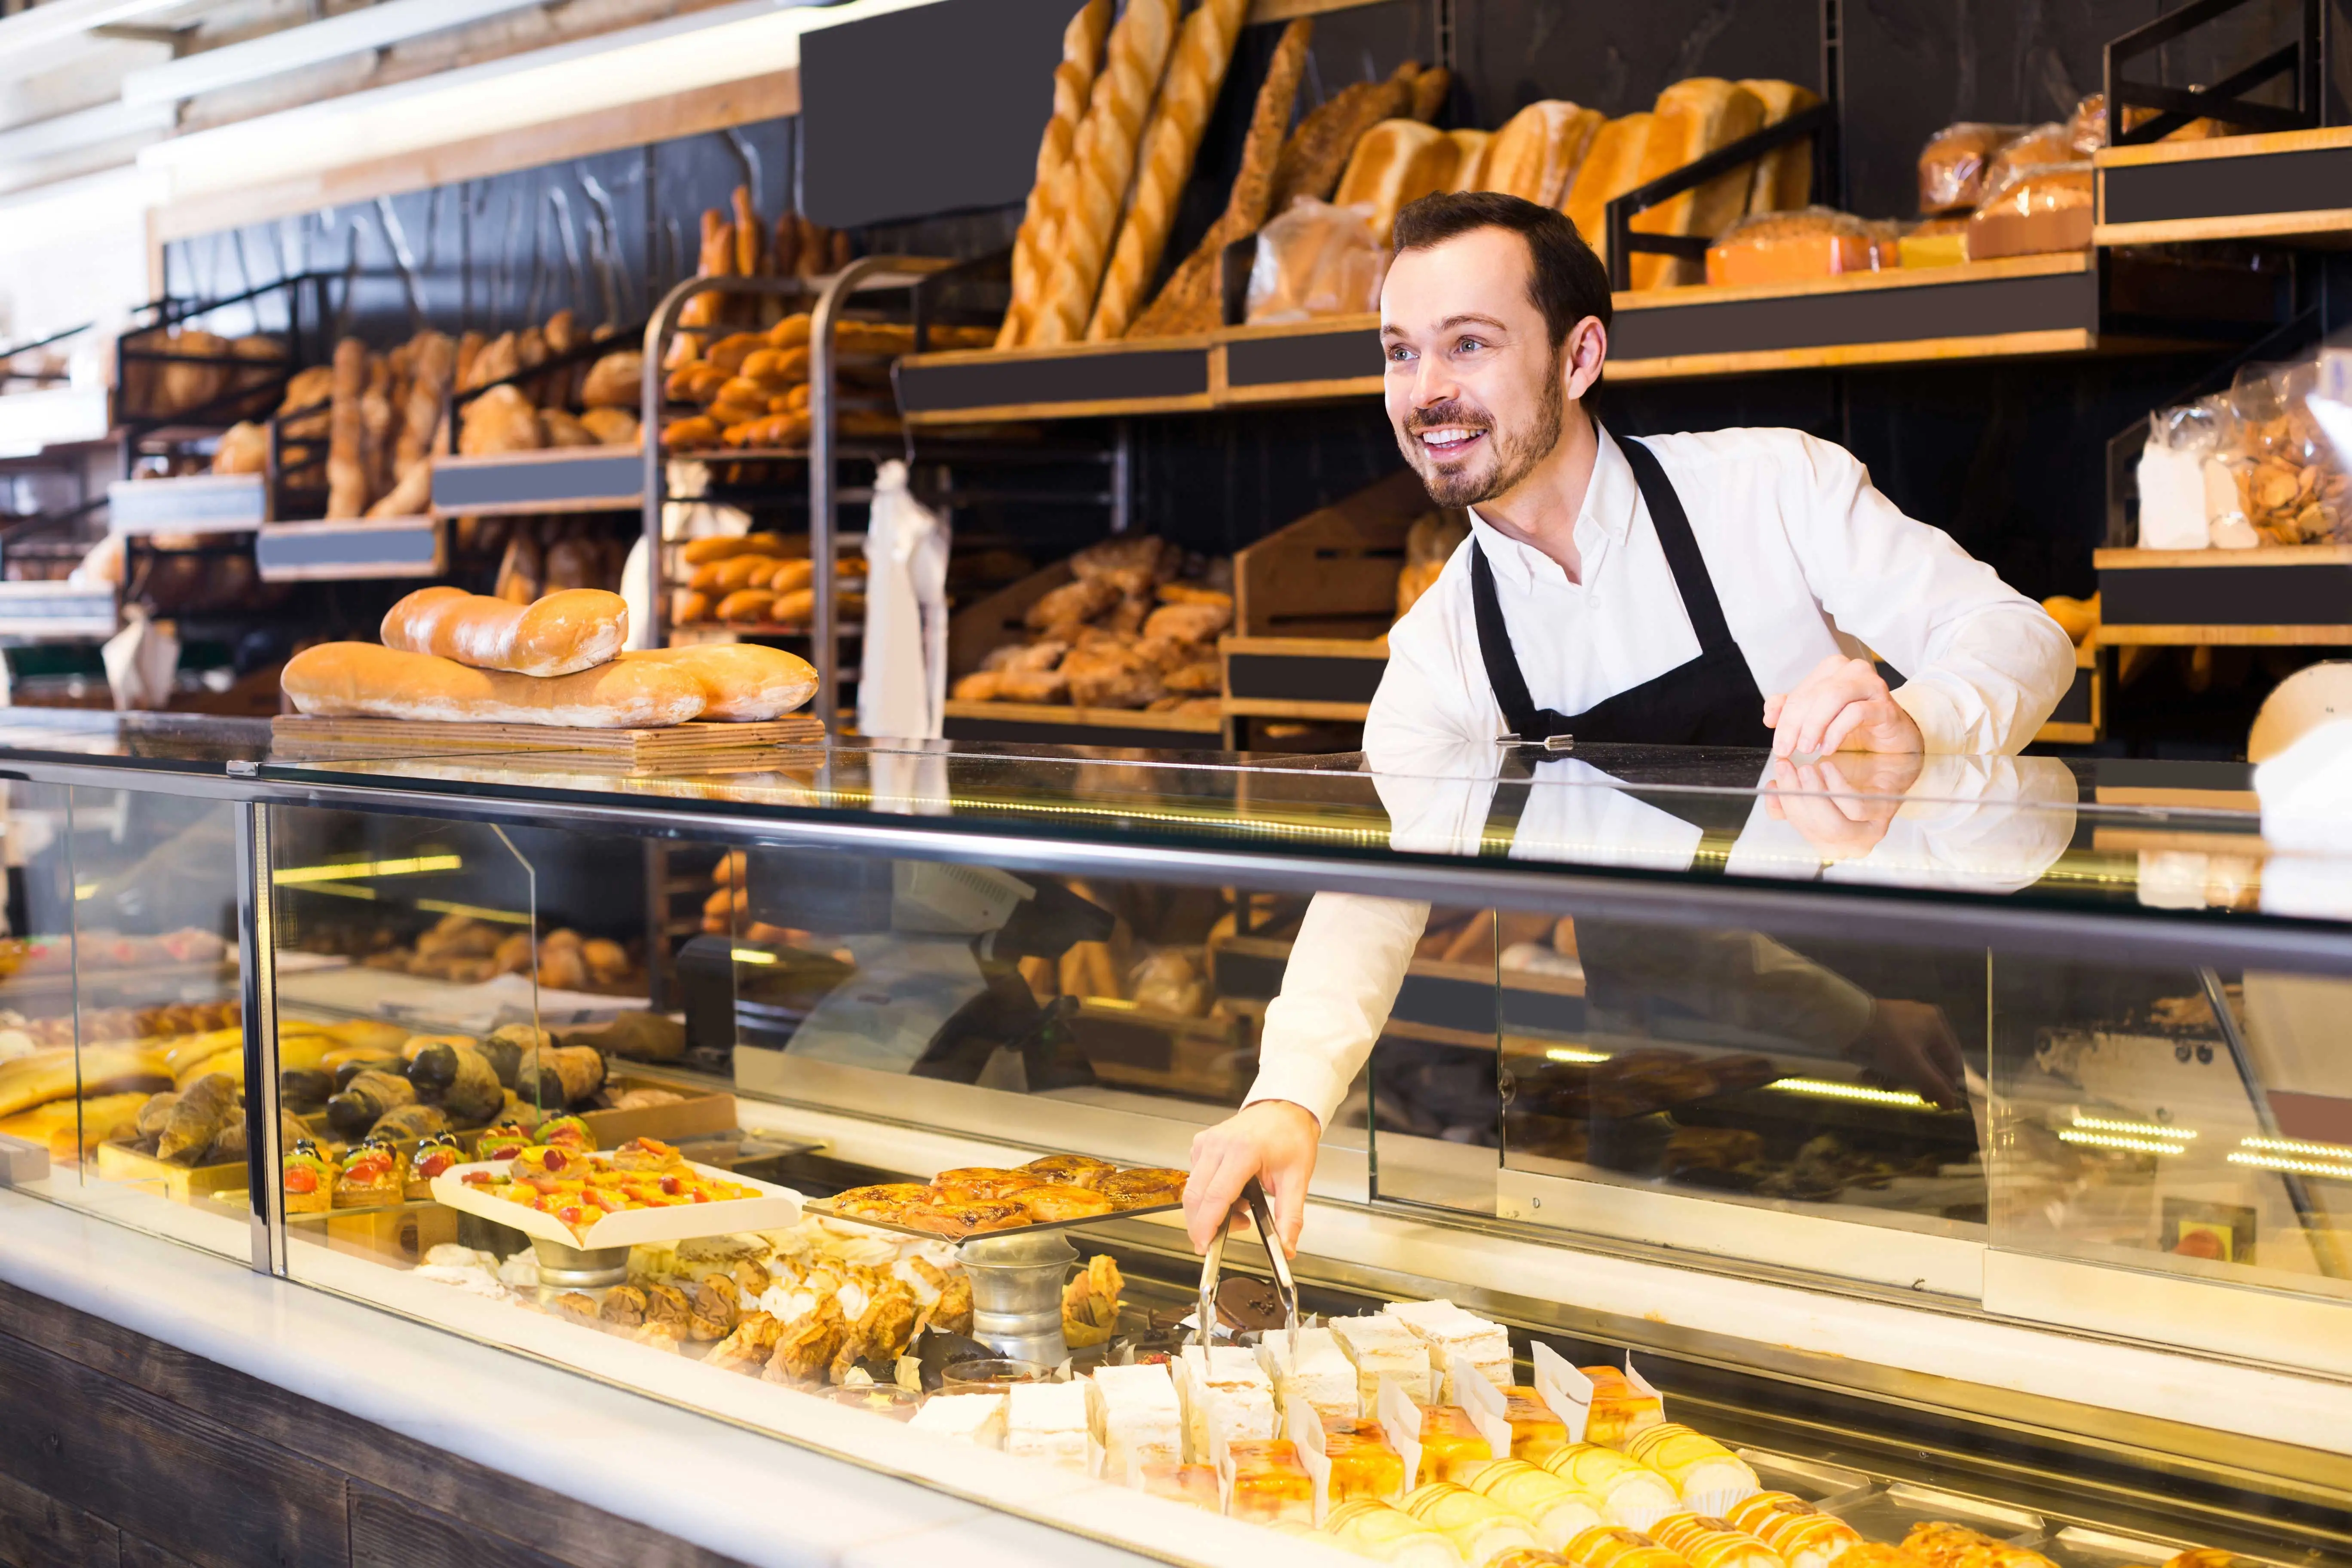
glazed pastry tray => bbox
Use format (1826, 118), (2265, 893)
(431, 1158), (803, 1250)
(800, 1195), (1182, 1242)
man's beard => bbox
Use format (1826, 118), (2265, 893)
(1396, 361), (1565, 508)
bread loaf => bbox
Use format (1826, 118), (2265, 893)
(380, 586), (630, 677)
(1482, 101), (1603, 207)
(1562, 114), (1656, 267)
(1001, 0), (1115, 349)
(1086, 0), (1250, 341)
(1268, 66), (1417, 217)
(325, 338), (368, 520)
(1028, 0), (1182, 346)
(1410, 65), (1451, 122)
(284, 643), (704, 728)
(1335, 120), (1460, 245)
(364, 462), (432, 520)
(1628, 79), (1765, 289)
(1740, 80), (1820, 214)
(1127, 18), (1312, 339)
(617, 644), (816, 720)
(394, 331), (453, 478)
(1446, 129), (1493, 191)
(581, 351), (642, 408)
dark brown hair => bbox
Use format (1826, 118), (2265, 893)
(1390, 190), (1612, 355)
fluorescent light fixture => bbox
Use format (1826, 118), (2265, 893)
(0, 96), (172, 164)
(122, 0), (548, 107)
(1766, 1076), (1929, 1108)
(2058, 1127), (2187, 1155)
(0, 0), (200, 65)
(2228, 1149), (2352, 1181)
(2239, 1133), (2352, 1161)
(140, 0), (941, 202)
(272, 852), (462, 885)
(2070, 1111), (2195, 1140)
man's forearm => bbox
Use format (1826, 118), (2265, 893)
(1243, 892), (1432, 1128)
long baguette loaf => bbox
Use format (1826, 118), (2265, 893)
(283, 643), (705, 729)
(1085, 0), (1250, 342)
(0, 1045), (170, 1120)
(380, 586), (630, 677)
(1027, 0), (1182, 346)
(1000, 0), (1114, 349)
(1628, 78), (1765, 289)
(393, 330), (454, 478)
(325, 337), (368, 520)
(1127, 17), (1313, 339)
(1740, 79), (1821, 214)
(617, 643), (816, 721)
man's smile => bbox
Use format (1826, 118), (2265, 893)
(1415, 426), (1487, 457)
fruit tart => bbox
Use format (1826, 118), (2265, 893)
(611, 1135), (684, 1172)
(407, 1131), (463, 1200)
(282, 1139), (335, 1216)
(535, 1115), (593, 1149)
(474, 1121), (533, 1161)
(334, 1136), (405, 1208)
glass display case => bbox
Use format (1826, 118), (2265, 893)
(0, 711), (2346, 1568)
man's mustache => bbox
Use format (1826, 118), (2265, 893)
(1405, 401), (1491, 435)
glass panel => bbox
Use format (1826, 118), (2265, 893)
(271, 807), (538, 1282)
(46, 782), (248, 1260)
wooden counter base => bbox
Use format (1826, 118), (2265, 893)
(0, 1278), (746, 1568)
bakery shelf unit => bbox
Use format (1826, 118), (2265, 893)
(2095, 545), (2352, 645)
(427, 319), (652, 521)
(2094, 0), (2346, 248)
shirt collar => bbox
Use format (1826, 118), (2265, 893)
(1464, 424), (1638, 592)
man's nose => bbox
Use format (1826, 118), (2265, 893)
(1413, 354), (1458, 407)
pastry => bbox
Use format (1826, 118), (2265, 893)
(334, 1136), (404, 1208)
(1006, 1381), (1091, 1472)
(282, 1139), (335, 1215)
(1652, 1514), (1786, 1568)
(1334, 1312), (1434, 1407)
(1094, 1167), (1186, 1208)
(1136, 1458), (1220, 1509)
(1466, 1458), (1608, 1552)
(404, 1041), (503, 1125)
(1062, 1253), (1122, 1348)
(706, 1311), (785, 1374)
(599, 1285), (648, 1329)
(473, 1120), (533, 1161)
(930, 1166), (1042, 1200)
(1273, 1325), (1359, 1417)
(1323, 1413), (1409, 1503)
(1091, 1361), (1183, 1473)
(1584, 1365), (1666, 1448)
(1542, 1445), (1682, 1531)
(1326, 1498), (1463, 1568)
(910, 1391), (1008, 1449)
(531, 1112), (592, 1148)
(1402, 1481), (1544, 1565)
(1724, 1494), (1859, 1568)
(549, 1292), (601, 1328)
(1021, 1152), (1118, 1187)
(689, 1274), (741, 1340)
(1181, 1344), (1277, 1451)
(831, 1183), (934, 1222)
(1386, 1298), (1513, 1402)
(1568, 1525), (1694, 1568)
(157, 1072), (237, 1164)
(1624, 1424), (1759, 1514)
(407, 1132), (462, 1199)
(1415, 1402), (1495, 1484)
(1014, 1183), (1114, 1222)
(1226, 1437), (1314, 1525)
(908, 1198), (1029, 1237)
(1504, 1387), (1571, 1465)
(1901, 1524), (2058, 1568)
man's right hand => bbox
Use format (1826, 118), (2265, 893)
(1185, 1099), (1321, 1258)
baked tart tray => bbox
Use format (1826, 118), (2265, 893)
(431, 1158), (804, 1251)
(798, 1195), (1183, 1242)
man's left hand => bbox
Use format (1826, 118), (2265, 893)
(1764, 654), (1923, 757)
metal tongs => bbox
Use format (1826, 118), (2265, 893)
(1194, 1176), (1300, 1368)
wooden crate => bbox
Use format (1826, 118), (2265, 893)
(272, 713), (824, 764)
(1222, 469), (1433, 725)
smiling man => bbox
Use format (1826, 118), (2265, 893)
(1181, 191), (2073, 1259)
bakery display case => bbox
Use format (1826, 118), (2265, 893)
(0, 713), (2347, 1568)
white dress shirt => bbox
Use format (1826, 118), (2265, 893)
(1371, 425), (2075, 756)
(1240, 426), (2078, 1131)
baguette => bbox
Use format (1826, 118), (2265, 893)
(1740, 80), (1820, 214)
(1446, 129), (1494, 191)
(1482, 101), (1604, 207)
(394, 330), (454, 477)
(1001, 0), (1115, 348)
(364, 462), (432, 520)
(1028, 0), (1182, 346)
(1562, 113), (1656, 268)
(325, 337), (368, 520)
(1127, 17), (1312, 338)
(1629, 78), (1766, 289)
(282, 643), (704, 728)
(617, 645), (816, 721)
(380, 586), (630, 677)
(0, 1046), (171, 1119)
(1086, 0), (1251, 341)
(731, 185), (763, 278)
(1335, 119), (1459, 245)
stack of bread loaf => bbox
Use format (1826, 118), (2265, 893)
(660, 311), (962, 453)
(951, 535), (1227, 714)
(210, 311), (642, 514)
(671, 532), (869, 630)
(280, 587), (817, 729)
(122, 327), (286, 422)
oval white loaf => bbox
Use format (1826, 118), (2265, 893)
(616, 645), (817, 722)
(283, 643), (704, 729)
(380, 586), (628, 677)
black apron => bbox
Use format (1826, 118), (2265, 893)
(1470, 433), (1773, 750)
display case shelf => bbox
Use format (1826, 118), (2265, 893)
(105, 473), (264, 535)
(2095, 128), (2352, 248)
(254, 517), (443, 582)
(0, 579), (117, 640)
(428, 447), (643, 518)
(2095, 544), (2352, 643)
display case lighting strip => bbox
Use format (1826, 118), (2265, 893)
(2227, 1150), (2352, 1182)
(2070, 1112), (2195, 1139)
(2058, 1127), (2189, 1155)
(2239, 1134), (2352, 1160)
(1541, 1046), (1611, 1064)
(1765, 1077), (1930, 1108)
(271, 852), (461, 885)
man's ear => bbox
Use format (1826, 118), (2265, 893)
(1563, 316), (1607, 401)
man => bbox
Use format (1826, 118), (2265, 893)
(1183, 191), (2073, 1257)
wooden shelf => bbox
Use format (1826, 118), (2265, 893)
(429, 446), (642, 518)
(942, 698), (1223, 749)
(897, 253), (2267, 424)
(2095, 545), (2352, 644)
(1220, 635), (1386, 721)
(2032, 639), (2103, 746)
(2097, 128), (2352, 247)
(255, 517), (443, 582)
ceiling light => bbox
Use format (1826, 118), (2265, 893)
(121, 0), (548, 108)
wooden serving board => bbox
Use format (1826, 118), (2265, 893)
(272, 713), (824, 764)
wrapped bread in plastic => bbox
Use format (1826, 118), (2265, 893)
(1464, 1458), (1607, 1551)
(1917, 122), (2021, 214)
(1703, 208), (1876, 288)
(1897, 215), (1970, 269)
(1982, 122), (2076, 199)
(1245, 196), (1385, 324)
(1965, 162), (2092, 260)
(1623, 1424), (1760, 1515)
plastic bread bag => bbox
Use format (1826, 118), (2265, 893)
(2066, 93), (2110, 156)
(2228, 359), (2349, 545)
(1983, 122), (2077, 196)
(2137, 395), (2230, 550)
(1702, 208), (1873, 288)
(1916, 122), (2024, 214)
(1246, 197), (1386, 325)
(1963, 161), (2093, 259)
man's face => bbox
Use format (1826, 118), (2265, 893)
(1380, 226), (1565, 507)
